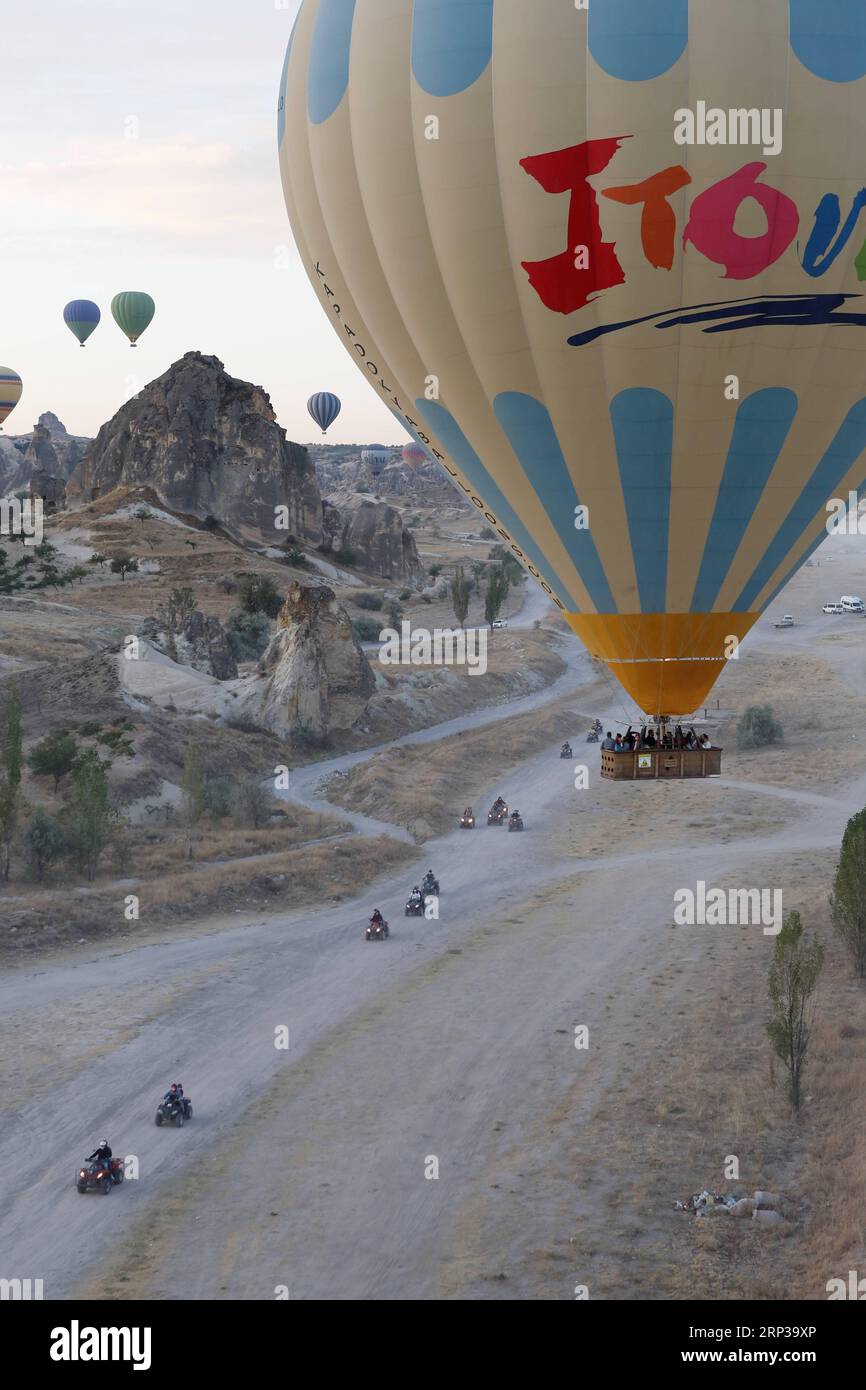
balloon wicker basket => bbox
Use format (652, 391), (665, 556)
(601, 745), (722, 781)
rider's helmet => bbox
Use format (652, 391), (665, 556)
(170, 1083), (178, 1092)
(99, 1138), (108, 1147)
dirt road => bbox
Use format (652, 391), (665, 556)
(2, 566), (865, 1299)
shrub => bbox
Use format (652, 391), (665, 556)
(354, 591), (383, 610)
(28, 729), (78, 792)
(227, 610), (271, 661)
(737, 704), (783, 749)
(25, 808), (66, 881)
(230, 775), (275, 830)
(351, 617), (381, 642)
(237, 574), (283, 619)
(202, 776), (236, 820)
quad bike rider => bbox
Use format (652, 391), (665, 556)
(156, 1082), (192, 1127)
(560, 742), (573, 759)
(460, 807), (476, 829)
(586, 727), (600, 743)
(422, 869), (440, 897)
(367, 909), (389, 940)
(78, 1139), (123, 1193)
(487, 796), (508, 825)
(405, 886), (425, 917)
(508, 809), (525, 832)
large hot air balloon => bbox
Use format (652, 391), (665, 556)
(63, 299), (101, 347)
(362, 447), (391, 478)
(307, 390), (342, 433)
(111, 291), (155, 347)
(280, 1), (866, 715)
(0, 369), (22, 430)
(403, 442), (430, 471)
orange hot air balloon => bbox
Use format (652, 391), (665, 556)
(279, 1), (866, 716)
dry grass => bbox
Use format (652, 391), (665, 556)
(326, 682), (608, 841)
(1, 833), (416, 958)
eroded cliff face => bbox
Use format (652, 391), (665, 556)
(66, 352), (321, 543)
(320, 498), (423, 583)
(241, 582), (375, 742)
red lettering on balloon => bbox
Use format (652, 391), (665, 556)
(520, 138), (629, 313)
(683, 163), (799, 280)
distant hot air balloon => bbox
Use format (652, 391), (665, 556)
(111, 291), (155, 347)
(280, 1), (866, 717)
(63, 299), (101, 347)
(402, 442), (429, 471)
(0, 369), (22, 430)
(362, 447), (390, 478)
(307, 390), (342, 433)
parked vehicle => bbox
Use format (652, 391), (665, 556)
(823, 602), (844, 614)
(774, 614), (794, 628)
(841, 595), (865, 612)
(76, 1157), (124, 1194)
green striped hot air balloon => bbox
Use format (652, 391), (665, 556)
(111, 291), (155, 347)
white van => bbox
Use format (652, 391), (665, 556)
(841, 595), (865, 612)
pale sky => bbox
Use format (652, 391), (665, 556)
(0, 0), (404, 446)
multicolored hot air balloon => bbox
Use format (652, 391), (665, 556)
(63, 299), (101, 347)
(362, 447), (391, 478)
(402, 442), (430, 471)
(280, 0), (866, 716)
(307, 390), (342, 433)
(111, 291), (155, 347)
(0, 369), (22, 430)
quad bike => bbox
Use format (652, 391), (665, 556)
(460, 812), (476, 829)
(422, 875), (440, 897)
(405, 897), (426, 917)
(560, 744), (573, 759)
(366, 918), (390, 941)
(508, 814), (525, 832)
(586, 730), (600, 743)
(487, 802), (508, 826)
(155, 1096), (193, 1128)
(76, 1157), (125, 1194)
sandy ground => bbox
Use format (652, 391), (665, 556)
(2, 541), (866, 1300)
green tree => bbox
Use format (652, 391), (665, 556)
(766, 911), (825, 1114)
(226, 610), (271, 661)
(451, 565), (471, 629)
(64, 750), (111, 881)
(230, 775), (274, 830)
(385, 599), (403, 630)
(428, 563), (443, 580)
(237, 574), (283, 619)
(484, 568), (508, 628)
(157, 586), (197, 633)
(24, 807), (66, 881)
(110, 555), (139, 582)
(28, 729), (78, 793)
(0, 686), (23, 882)
(88, 552), (106, 568)
(830, 807), (866, 978)
(737, 704), (783, 749)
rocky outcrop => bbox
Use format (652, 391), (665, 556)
(66, 352), (321, 543)
(140, 609), (237, 681)
(1, 413), (87, 496)
(320, 498), (423, 583)
(241, 582), (375, 741)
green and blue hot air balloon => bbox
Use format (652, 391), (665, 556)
(111, 291), (155, 347)
(63, 299), (101, 347)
